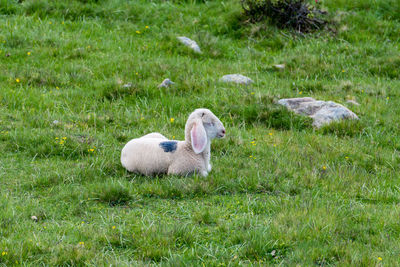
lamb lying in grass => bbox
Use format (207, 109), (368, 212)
(121, 108), (226, 176)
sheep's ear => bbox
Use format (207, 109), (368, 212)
(191, 120), (207, 154)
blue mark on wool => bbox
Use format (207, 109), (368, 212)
(159, 141), (178, 153)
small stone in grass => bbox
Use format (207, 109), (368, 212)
(123, 83), (132, 88)
(274, 64), (285, 70)
(220, 74), (253, 85)
(278, 97), (358, 128)
(158, 78), (175, 88)
(177, 36), (201, 53)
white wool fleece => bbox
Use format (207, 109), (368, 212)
(120, 108), (225, 176)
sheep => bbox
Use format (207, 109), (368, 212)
(120, 108), (226, 176)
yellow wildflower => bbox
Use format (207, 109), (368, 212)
(1, 251), (7, 256)
(378, 257), (382, 261)
(79, 242), (84, 246)
(299, 91), (303, 95)
(62, 137), (67, 140)
(16, 78), (20, 83)
(112, 226), (116, 229)
(322, 166), (327, 170)
(170, 118), (174, 123)
(136, 30), (141, 34)
(56, 86), (59, 90)
(268, 132), (273, 136)
(145, 25), (149, 29)
(27, 52), (31, 56)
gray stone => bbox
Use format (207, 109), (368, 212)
(277, 97), (358, 128)
(158, 78), (175, 88)
(220, 74), (253, 85)
(177, 36), (201, 53)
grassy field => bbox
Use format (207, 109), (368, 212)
(1, 0), (400, 265)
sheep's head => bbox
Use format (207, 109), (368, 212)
(185, 108), (225, 154)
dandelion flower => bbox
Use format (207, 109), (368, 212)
(62, 137), (67, 140)
(112, 226), (116, 229)
(378, 257), (382, 261)
(322, 166), (327, 170)
(170, 118), (174, 123)
(27, 52), (31, 56)
(345, 156), (349, 159)
(299, 91), (303, 95)
(136, 30), (141, 34)
(1, 251), (7, 256)
(145, 26), (149, 29)
(342, 70), (345, 72)
(79, 242), (84, 246)
(16, 78), (20, 83)
(172, 136), (175, 139)
(56, 86), (59, 90)
(268, 132), (273, 136)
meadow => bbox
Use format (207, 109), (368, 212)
(0, 0), (400, 265)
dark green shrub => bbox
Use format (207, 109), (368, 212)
(241, 0), (328, 32)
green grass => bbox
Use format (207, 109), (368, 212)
(1, 0), (400, 265)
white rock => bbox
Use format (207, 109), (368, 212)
(123, 83), (132, 88)
(346, 99), (360, 106)
(220, 74), (253, 85)
(277, 97), (359, 128)
(177, 36), (201, 53)
(158, 78), (175, 88)
(274, 64), (285, 70)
